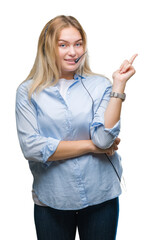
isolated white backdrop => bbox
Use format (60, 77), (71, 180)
(1, 0), (153, 239)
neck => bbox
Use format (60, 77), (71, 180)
(60, 72), (75, 80)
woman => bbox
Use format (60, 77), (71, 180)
(16, 15), (137, 240)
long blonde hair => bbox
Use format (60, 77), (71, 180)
(25, 15), (95, 98)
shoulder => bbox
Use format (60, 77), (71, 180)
(84, 74), (112, 89)
(16, 79), (33, 101)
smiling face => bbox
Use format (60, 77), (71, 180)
(57, 27), (84, 79)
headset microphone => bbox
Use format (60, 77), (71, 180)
(75, 51), (87, 63)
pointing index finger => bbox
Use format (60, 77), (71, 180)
(129, 54), (138, 64)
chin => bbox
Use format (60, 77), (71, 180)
(63, 66), (78, 72)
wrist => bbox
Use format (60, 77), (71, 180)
(87, 140), (95, 153)
(89, 140), (105, 154)
(112, 82), (126, 93)
(110, 92), (126, 102)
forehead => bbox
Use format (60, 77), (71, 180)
(58, 27), (82, 42)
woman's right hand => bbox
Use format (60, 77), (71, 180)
(112, 54), (137, 93)
(91, 138), (120, 156)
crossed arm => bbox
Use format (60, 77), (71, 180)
(48, 138), (120, 161)
(48, 54), (137, 162)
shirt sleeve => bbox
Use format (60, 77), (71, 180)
(90, 84), (120, 149)
(15, 82), (60, 167)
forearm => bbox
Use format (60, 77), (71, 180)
(104, 54), (137, 129)
(48, 140), (93, 161)
(47, 139), (116, 162)
(104, 84), (125, 129)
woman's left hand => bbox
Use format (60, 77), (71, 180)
(112, 54), (138, 92)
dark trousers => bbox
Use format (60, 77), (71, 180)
(34, 197), (119, 240)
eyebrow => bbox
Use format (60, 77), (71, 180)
(58, 39), (83, 43)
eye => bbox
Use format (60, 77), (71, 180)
(75, 42), (82, 47)
(59, 44), (66, 48)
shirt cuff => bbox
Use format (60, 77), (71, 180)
(104, 120), (121, 137)
(90, 116), (121, 149)
(41, 138), (60, 168)
(91, 113), (120, 138)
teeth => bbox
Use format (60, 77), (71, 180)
(66, 59), (74, 62)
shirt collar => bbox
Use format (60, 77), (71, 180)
(74, 73), (85, 81)
(53, 74), (85, 88)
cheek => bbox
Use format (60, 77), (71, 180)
(79, 46), (84, 54)
(58, 50), (68, 62)
(58, 49), (63, 59)
(58, 46), (65, 56)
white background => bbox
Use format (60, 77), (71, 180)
(1, 0), (153, 239)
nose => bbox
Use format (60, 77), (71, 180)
(68, 46), (76, 56)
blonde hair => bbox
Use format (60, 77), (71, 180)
(25, 15), (95, 99)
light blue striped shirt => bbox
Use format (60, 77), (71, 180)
(16, 74), (122, 210)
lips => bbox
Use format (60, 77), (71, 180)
(64, 59), (77, 65)
(65, 59), (76, 62)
